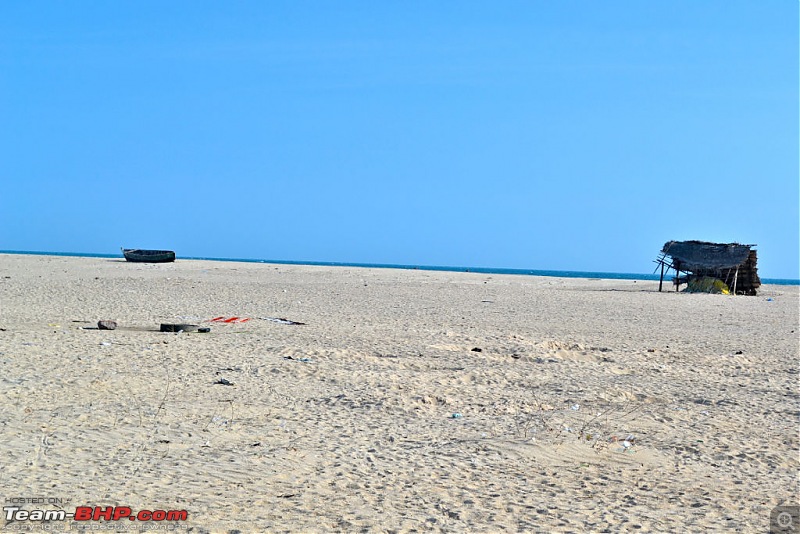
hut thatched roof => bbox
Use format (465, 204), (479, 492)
(661, 240), (754, 271)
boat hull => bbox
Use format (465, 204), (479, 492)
(122, 249), (176, 263)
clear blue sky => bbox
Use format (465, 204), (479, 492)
(1, 2), (797, 278)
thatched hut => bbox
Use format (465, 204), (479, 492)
(656, 240), (760, 295)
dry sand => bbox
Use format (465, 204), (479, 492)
(0, 253), (797, 533)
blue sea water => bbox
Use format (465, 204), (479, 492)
(2, 250), (798, 286)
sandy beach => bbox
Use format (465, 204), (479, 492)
(0, 253), (797, 533)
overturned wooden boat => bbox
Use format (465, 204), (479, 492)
(121, 248), (176, 263)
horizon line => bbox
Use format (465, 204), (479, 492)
(1, 249), (798, 285)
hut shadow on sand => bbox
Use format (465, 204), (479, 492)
(655, 241), (761, 295)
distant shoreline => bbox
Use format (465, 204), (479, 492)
(1, 249), (798, 286)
